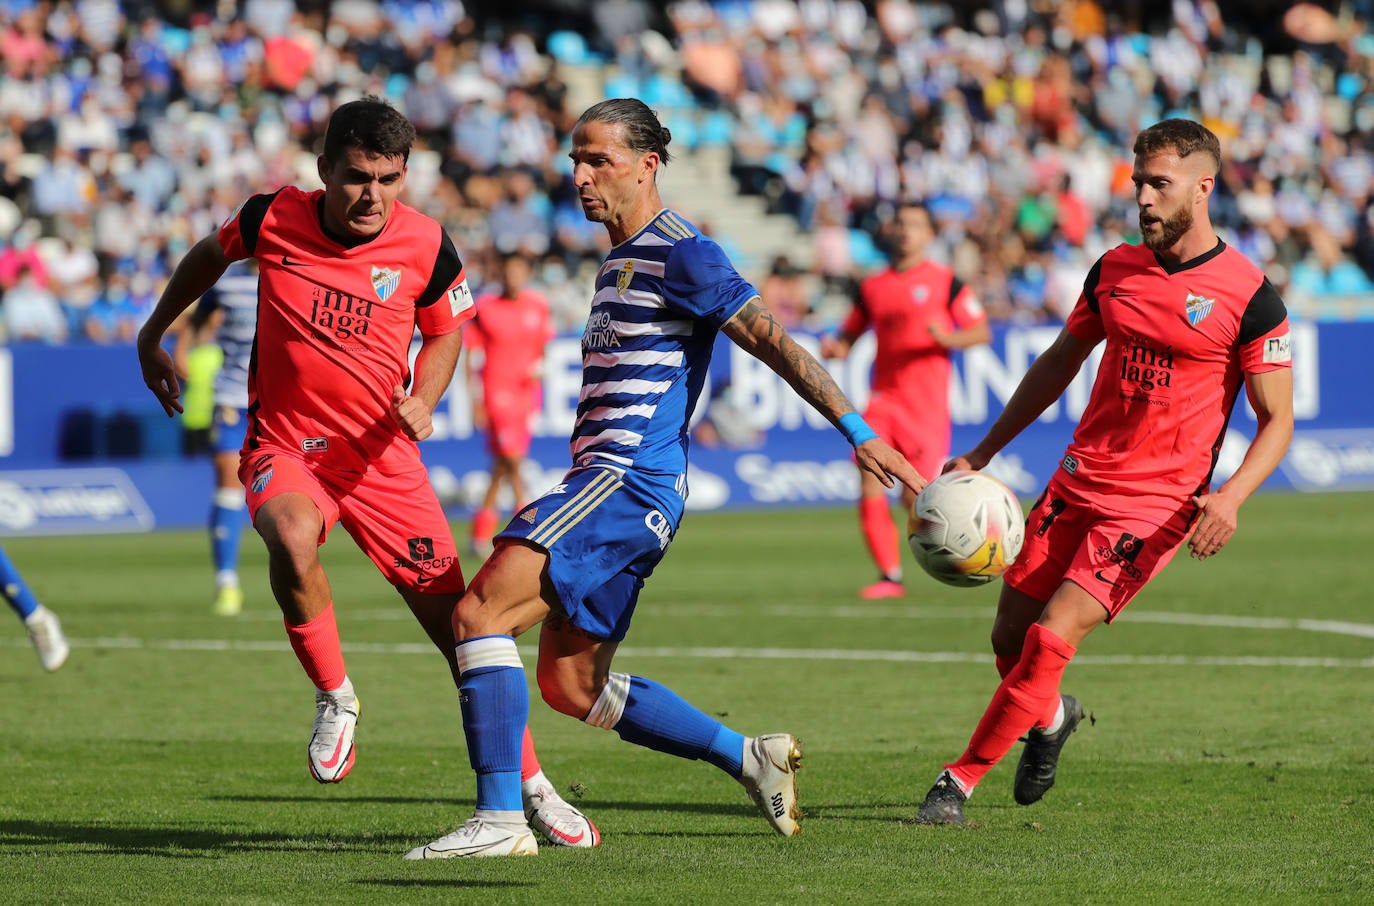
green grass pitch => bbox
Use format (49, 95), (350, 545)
(1, 492), (1370, 904)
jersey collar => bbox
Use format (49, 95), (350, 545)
(1153, 238), (1226, 275)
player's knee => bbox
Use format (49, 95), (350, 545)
(256, 506), (319, 561)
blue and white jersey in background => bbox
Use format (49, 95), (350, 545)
(196, 260), (259, 409)
(574, 210), (759, 478)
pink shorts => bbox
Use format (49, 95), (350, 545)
(864, 393), (950, 480)
(484, 388), (537, 457)
(1003, 474), (1195, 621)
(239, 446), (465, 595)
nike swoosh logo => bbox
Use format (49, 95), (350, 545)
(1108, 288), (1134, 298)
(281, 255), (311, 267)
(319, 728), (351, 769)
(541, 825), (585, 845)
(1094, 569), (1117, 586)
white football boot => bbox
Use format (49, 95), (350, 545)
(24, 605), (69, 672)
(739, 733), (804, 836)
(523, 782), (601, 848)
(307, 680), (359, 783)
(404, 817), (538, 859)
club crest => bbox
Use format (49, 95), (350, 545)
(1184, 292), (1215, 326)
(616, 260), (635, 294)
(371, 266), (401, 302)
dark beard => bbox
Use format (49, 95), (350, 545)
(1141, 206), (1193, 251)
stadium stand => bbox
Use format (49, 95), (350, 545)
(1, 0), (1371, 342)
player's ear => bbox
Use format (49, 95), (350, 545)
(1197, 172), (1215, 202)
(640, 150), (659, 184)
(316, 154), (329, 186)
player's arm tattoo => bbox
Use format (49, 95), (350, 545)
(725, 297), (856, 421)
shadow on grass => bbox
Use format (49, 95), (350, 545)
(0, 819), (414, 857)
(208, 794), (763, 821)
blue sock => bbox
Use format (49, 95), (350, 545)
(615, 676), (747, 777)
(210, 496), (247, 577)
(0, 546), (40, 620)
(456, 636), (527, 813)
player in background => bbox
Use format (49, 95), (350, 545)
(3, 546), (68, 672)
(821, 202), (991, 599)
(405, 99), (925, 859)
(464, 251), (554, 558)
(137, 96), (598, 848)
(916, 118), (1294, 824)
(175, 260), (259, 616)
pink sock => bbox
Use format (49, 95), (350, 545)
(284, 602), (347, 692)
(859, 496), (901, 578)
(521, 726), (540, 782)
(946, 623), (1076, 791)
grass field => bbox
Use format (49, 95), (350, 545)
(1, 492), (1371, 904)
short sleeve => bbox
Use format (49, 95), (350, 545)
(417, 231), (474, 336)
(1065, 256), (1106, 342)
(661, 235), (760, 327)
(1239, 279), (1291, 373)
(217, 192), (277, 261)
(949, 278), (987, 329)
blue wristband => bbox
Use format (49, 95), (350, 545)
(838, 412), (878, 447)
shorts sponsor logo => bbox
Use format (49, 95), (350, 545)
(1061, 454), (1078, 474)
(301, 437), (329, 453)
(644, 509), (673, 550)
(395, 535), (456, 574)
(1094, 532), (1145, 586)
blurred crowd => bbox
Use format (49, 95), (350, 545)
(1, 0), (1372, 347)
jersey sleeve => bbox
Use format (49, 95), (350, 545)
(662, 234), (761, 326)
(1238, 278), (1291, 373)
(1065, 255), (1107, 342)
(841, 281), (872, 338)
(416, 230), (474, 336)
(216, 192), (278, 261)
(948, 276), (987, 328)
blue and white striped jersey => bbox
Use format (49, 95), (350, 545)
(196, 261), (259, 409)
(573, 210), (759, 478)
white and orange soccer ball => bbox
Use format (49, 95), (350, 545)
(907, 470), (1025, 587)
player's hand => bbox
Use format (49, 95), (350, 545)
(819, 333), (850, 359)
(137, 341), (184, 417)
(472, 400), (488, 431)
(942, 450), (990, 474)
(391, 385), (434, 442)
(856, 438), (927, 496)
(1187, 491), (1240, 560)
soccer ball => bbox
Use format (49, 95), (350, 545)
(907, 470), (1025, 587)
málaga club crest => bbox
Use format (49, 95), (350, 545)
(1184, 292), (1215, 326)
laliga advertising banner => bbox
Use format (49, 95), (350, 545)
(0, 320), (1365, 535)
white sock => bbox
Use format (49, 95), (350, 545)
(522, 769), (552, 798)
(324, 676), (354, 699)
(1039, 697), (1066, 735)
(475, 808), (528, 829)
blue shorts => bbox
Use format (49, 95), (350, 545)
(211, 405), (249, 455)
(497, 466), (685, 642)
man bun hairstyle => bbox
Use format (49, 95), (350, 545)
(323, 94), (416, 165)
(1133, 118), (1221, 175)
(576, 98), (672, 165)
